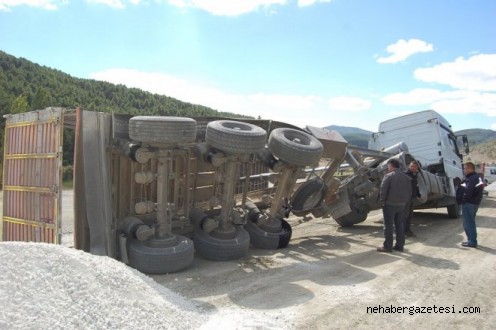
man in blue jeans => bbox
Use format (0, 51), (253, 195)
(377, 159), (412, 252)
(458, 162), (484, 248)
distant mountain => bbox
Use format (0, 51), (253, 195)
(324, 125), (373, 148)
(455, 129), (496, 146)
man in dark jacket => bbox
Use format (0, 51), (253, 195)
(377, 159), (412, 252)
(459, 162), (484, 248)
(403, 161), (421, 237)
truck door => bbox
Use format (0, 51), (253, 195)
(441, 131), (463, 180)
(1, 108), (64, 244)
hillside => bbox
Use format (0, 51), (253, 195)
(0, 50), (248, 118)
(325, 125), (372, 148)
(0, 50), (254, 170)
(465, 140), (496, 165)
(455, 129), (496, 165)
(455, 128), (496, 146)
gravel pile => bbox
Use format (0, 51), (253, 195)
(0, 242), (206, 330)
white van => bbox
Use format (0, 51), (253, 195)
(483, 165), (496, 185)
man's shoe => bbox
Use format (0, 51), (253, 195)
(461, 242), (477, 248)
(393, 246), (404, 252)
(377, 246), (392, 253)
(405, 230), (416, 238)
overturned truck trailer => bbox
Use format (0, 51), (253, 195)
(1, 108), (467, 274)
(3, 107), (345, 274)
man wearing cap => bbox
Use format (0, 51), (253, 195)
(377, 159), (412, 252)
(459, 162), (484, 248)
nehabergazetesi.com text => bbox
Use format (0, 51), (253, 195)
(367, 305), (481, 315)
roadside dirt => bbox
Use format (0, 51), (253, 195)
(149, 196), (496, 329)
(3, 190), (495, 328)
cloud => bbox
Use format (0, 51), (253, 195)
(297, 0), (332, 7)
(167, 0), (332, 16)
(382, 88), (496, 117)
(381, 54), (496, 118)
(0, 0), (66, 11)
(86, 0), (143, 8)
(327, 96), (372, 112)
(382, 88), (456, 105)
(90, 68), (334, 128)
(1, 0), (331, 12)
(86, 0), (125, 9)
(377, 39), (433, 64)
(168, 0), (288, 16)
(491, 123), (496, 130)
(430, 92), (496, 117)
(86, 0), (123, 9)
(414, 54), (496, 92)
(0, 0), (144, 10)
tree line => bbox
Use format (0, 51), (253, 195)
(0, 50), (253, 173)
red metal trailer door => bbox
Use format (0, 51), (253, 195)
(1, 108), (64, 244)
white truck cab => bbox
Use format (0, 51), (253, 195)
(369, 110), (466, 181)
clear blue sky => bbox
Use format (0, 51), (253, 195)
(1, 0), (495, 132)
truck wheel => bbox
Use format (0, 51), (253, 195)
(334, 208), (368, 227)
(291, 178), (328, 216)
(129, 116), (197, 144)
(447, 204), (461, 218)
(268, 128), (323, 167)
(206, 120), (267, 155)
(128, 235), (194, 274)
(193, 226), (250, 260)
(245, 219), (292, 249)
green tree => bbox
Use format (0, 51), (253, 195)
(32, 87), (52, 110)
(10, 94), (29, 114)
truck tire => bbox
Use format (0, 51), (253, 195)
(128, 235), (194, 274)
(447, 204), (461, 218)
(268, 128), (323, 167)
(193, 226), (250, 260)
(206, 120), (267, 155)
(129, 116), (197, 144)
(334, 208), (368, 227)
(245, 219), (292, 249)
(291, 178), (328, 216)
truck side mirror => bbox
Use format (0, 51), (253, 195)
(462, 136), (469, 154)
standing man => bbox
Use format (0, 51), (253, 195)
(460, 162), (484, 248)
(377, 159), (412, 252)
(403, 161), (421, 237)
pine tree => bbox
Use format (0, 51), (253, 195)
(10, 94), (29, 114)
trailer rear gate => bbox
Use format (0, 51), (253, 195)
(1, 108), (72, 244)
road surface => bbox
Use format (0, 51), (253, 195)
(3, 189), (496, 329)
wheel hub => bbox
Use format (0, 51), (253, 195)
(143, 235), (178, 248)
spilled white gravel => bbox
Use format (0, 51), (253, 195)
(0, 242), (289, 329)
